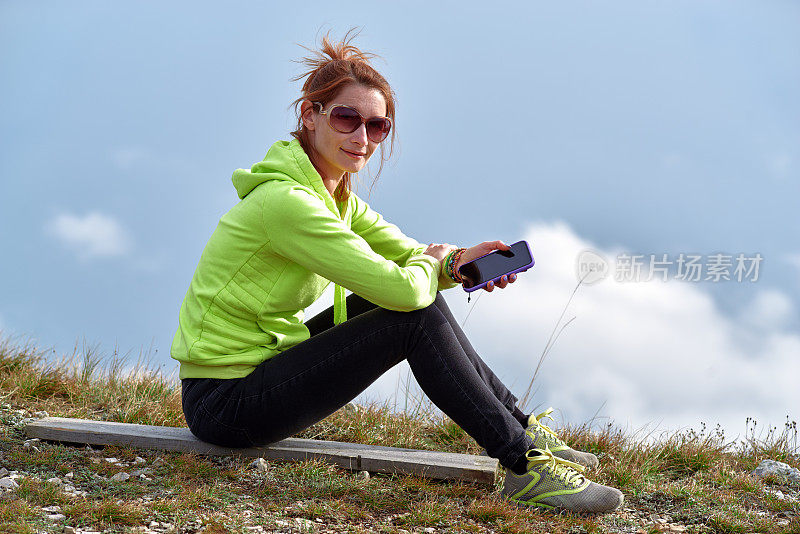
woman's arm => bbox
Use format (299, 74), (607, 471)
(349, 193), (461, 289)
(263, 184), (441, 311)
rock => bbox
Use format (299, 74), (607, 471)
(63, 484), (75, 492)
(33, 411), (49, 418)
(133, 456), (146, 464)
(250, 458), (269, 473)
(46, 513), (66, 521)
(64, 526), (76, 534)
(0, 477), (19, 490)
(293, 518), (316, 531)
(104, 457), (119, 464)
(0, 468), (7, 477)
(110, 472), (130, 482)
(23, 438), (41, 452)
(423, 528), (436, 533)
(358, 470), (370, 480)
(64, 472), (73, 479)
(42, 505), (62, 513)
(752, 459), (800, 486)
(46, 477), (63, 485)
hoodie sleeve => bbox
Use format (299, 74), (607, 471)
(349, 193), (461, 291)
(262, 185), (442, 312)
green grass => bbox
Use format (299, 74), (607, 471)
(0, 332), (798, 533)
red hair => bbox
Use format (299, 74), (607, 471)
(290, 29), (396, 204)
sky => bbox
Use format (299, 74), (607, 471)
(1, 1), (798, 442)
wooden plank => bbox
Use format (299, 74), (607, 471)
(24, 417), (499, 485)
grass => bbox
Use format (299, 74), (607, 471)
(0, 332), (798, 533)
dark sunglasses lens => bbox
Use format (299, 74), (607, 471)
(329, 107), (361, 133)
(366, 118), (392, 143)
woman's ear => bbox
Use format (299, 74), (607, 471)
(300, 100), (316, 131)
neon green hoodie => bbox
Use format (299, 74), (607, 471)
(170, 138), (459, 380)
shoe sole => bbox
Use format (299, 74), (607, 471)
(502, 492), (624, 515)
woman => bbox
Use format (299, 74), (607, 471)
(171, 31), (623, 514)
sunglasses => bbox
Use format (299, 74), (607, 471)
(312, 102), (393, 144)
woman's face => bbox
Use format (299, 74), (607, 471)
(302, 84), (387, 184)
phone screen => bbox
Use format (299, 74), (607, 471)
(458, 241), (533, 289)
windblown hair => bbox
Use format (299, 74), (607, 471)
(290, 28), (396, 203)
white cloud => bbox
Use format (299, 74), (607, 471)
(46, 212), (132, 260)
(334, 221), (800, 439)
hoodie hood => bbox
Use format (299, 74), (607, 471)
(232, 139), (342, 217)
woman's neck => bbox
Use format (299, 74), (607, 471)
(306, 147), (343, 198)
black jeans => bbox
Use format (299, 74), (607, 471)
(181, 291), (533, 471)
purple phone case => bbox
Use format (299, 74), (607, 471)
(458, 240), (535, 293)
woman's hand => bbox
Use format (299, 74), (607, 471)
(422, 243), (457, 263)
(457, 240), (519, 292)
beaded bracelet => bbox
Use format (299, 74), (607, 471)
(451, 248), (467, 282)
(445, 248), (467, 283)
(442, 250), (455, 281)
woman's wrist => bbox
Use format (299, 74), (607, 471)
(444, 247), (467, 283)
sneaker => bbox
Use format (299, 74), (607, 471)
(501, 446), (624, 513)
(525, 407), (599, 469)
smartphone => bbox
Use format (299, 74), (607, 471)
(458, 240), (534, 292)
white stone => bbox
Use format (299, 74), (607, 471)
(293, 518), (316, 531)
(358, 470), (370, 479)
(752, 459), (800, 485)
(33, 411), (49, 418)
(63, 526), (76, 534)
(0, 468), (8, 477)
(46, 513), (66, 521)
(251, 458), (269, 473)
(134, 456), (146, 464)
(0, 477), (19, 490)
(104, 458), (119, 464)
(64, 472), (74, 479)
(42, 505), (62, 513)
(46, 477), (63, 485)
(110, 472), (130, 482)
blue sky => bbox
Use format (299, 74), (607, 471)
(1, 2), (798, 435)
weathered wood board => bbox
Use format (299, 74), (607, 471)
(24, 417), (499, 485)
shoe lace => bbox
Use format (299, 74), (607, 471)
(530, 407), (569, 448)
(525, 445), (586, 487)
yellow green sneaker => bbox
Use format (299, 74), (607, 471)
(501, 446), (623, 513)
(525, 407), (599, 469)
